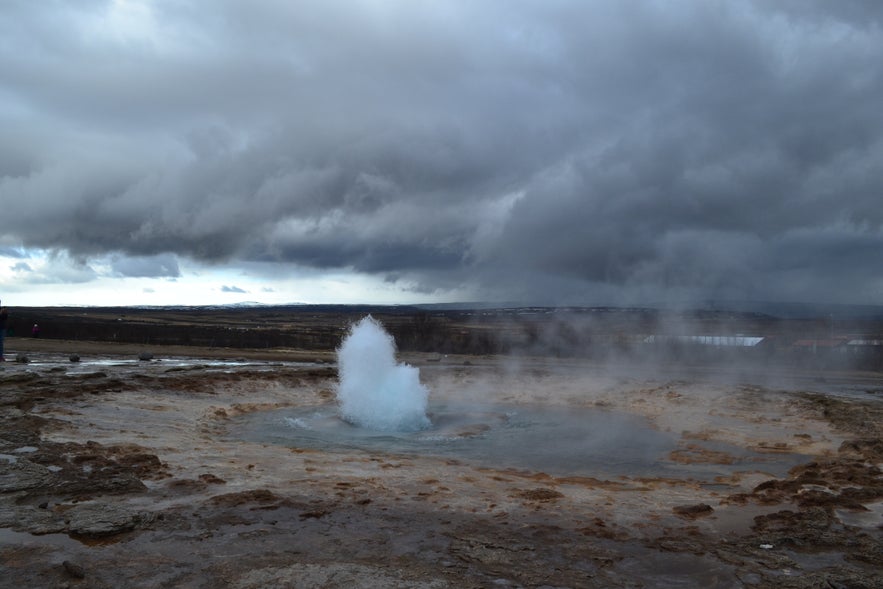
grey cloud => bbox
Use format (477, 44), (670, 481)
(0, 247), (28, 258)
(110, 254), (181, 278)
(221, 285), (246, 294)
(24, 253), (97, 285)
(2, 1), (882, 304)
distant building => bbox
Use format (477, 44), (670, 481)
(846, 338), (883, 370)
(640, 335), (768, 363)
(846, 339), (883, 360)
(791, 338), (848, 354)
(642, 335), (765, 347)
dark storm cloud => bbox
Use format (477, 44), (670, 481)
(1, 0), (882, 304)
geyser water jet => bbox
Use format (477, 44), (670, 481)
(336, 316), (430, 432)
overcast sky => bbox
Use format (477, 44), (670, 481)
(1, 0), (882, 307)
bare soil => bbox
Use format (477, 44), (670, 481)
(1, 337), (881, 588)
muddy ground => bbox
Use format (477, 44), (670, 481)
(1, 337), (881, 588)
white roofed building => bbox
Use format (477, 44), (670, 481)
(642, 335), (765, 347)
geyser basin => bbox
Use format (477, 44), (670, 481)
(228, 318), (813, 481)
(228, 401), (689, 478)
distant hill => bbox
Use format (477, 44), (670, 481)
(694, 301), (883, 320)
(416, 300), (883, 320)
(18, 299), (883, 320)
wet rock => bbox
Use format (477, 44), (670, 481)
(65, 502), (155, 537)
(14, 354), (29, 364)
(26, 440), (166, 495)
(199, 473), (226, 485)
(62, 560), (86, 579)
(0, 456), (54, 492)
(113, 451), (165, 478)
(231, 563), (448, 589)
(673, 503), (714, 519)
(669, 445), (736, 464)
(727, 456), (883, 512)
(513, 488), (563, 502)
(839, 438), (883, 461)
(654, 537), (709, 554)
(138, 352), (154, 361)
(448, 533), (537, 571)
(48, 468), (147, 497)
(209, 489), (282, 507)
(69, 354), (80, 363)
(167, 478), (208, 492)
(577, 517), (624, 540)
(0, 500), (67, 534)
(0, 371), (41, 385)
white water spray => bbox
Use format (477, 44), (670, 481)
(336, 316), (430, 432)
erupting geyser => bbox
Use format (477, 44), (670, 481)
(336, 316), (431, 432)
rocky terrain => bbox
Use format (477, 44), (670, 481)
(1, 336), (881, 588)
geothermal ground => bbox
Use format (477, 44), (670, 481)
(1, 337), (882, 588)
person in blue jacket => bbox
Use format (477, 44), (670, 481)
(0, 302), (8, 361)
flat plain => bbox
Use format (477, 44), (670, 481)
(1, 307), (881, 588)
